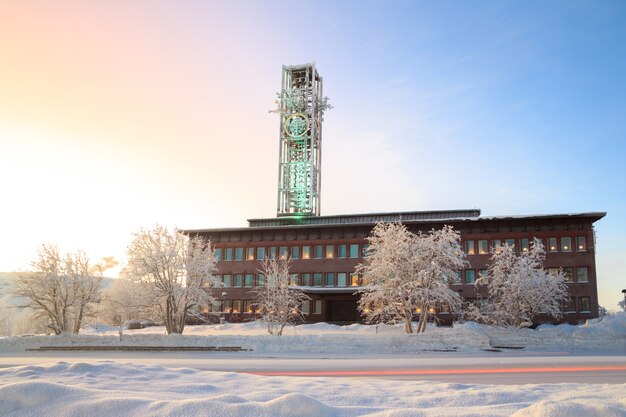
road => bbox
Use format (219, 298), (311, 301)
(1, 351), (625, 384)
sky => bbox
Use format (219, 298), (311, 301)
(0, 1), (624, 309)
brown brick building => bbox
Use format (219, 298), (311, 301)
(184, 209), (605, 325)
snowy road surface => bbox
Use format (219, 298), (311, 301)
(1, 351), (625, 384)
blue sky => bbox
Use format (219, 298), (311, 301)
(0, 0), (624, 308)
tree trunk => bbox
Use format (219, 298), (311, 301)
(417, 309), (428, 333)
(403, 319), (413, 334)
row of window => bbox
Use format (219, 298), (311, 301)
(464, 236), (587, 255)
(457, 267), (590, 285)
(215, 244), (368, 261)
(202, 299), (323, 315)
(215, 272), (365, 288)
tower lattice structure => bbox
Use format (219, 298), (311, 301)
(274, 63), (331, 217)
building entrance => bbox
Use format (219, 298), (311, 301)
(327, 300), (361, 322)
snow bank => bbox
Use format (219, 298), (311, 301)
(1, 313), (625, 354)
(0, 362), (624, 417)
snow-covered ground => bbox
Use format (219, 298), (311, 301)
(1, 361), (625, 417)
(1, 315), (625, 416)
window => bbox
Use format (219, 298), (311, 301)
(290, 274), (298, 286)
(505, 239), (515, 249)
(233, 274), (243, 287)
(350, 273), (359, 286)
(235, 248), (244, 261)
(548, 237), (558, 252)
(279, 246), (289, 260)
(223, 274), (232, 287)
(576, 267), (589, 283)
(561, 237), (572, 252)
(465, 240), (475, 255)
(337, 272), (347, 287)
(268, 247), (277, 259)
(243, 300), (254, 313)
(313, 273), (323, 286)
(314, 300), (322, 314)
(256, 274), (265, 286)
(325, 245), (335, 259)
(493, 239), (502, 253)
(520, 238), (529, 253)
(325, 272), (335, 287)
(256, 247), (265, 260)
(563, 298), (576, 313)
(349, 244), (359, 258)
(548, 268), (559, 276)
(478, 240), (488, 255)
(246, 248), (255, 261)
(563, 268), (574, 283)
(302, 246), (311, 259)
(579, 297), (591, 313)
(301, 300), (310, 314)
(214, 248), (222, 261)
(223, 299), (232, 313)
(291, 246), (300, 259)
(362, 244), (370, 257)
(465, 270), (476, 285)
(314, 245), (323, 259)
(576, 236), (587, 251)
(232, 300), (241, 313)
(338, 244), (347, 258)
(224, 248), (233, 261)
(244, 274), (254, 287)
(452, 271), (462, 285)
(301, 273), (311, 286)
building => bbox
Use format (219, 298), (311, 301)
(183, 63), (605, 325)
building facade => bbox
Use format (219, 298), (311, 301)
(184, 209), (605, 325)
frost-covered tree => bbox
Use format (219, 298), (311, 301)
(356, 222), (466, 334)
(126, 225), (219, 334)
(12, 244), (103, 335)
(468, 239), (569, 328)
(102, 276), (155, 326)
(253, 257), (310, 336)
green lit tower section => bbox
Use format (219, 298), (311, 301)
(275, 63), (331, 217)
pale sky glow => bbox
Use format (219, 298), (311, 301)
(1, 1), (625, 309)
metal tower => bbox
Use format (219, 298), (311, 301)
(274, 63), (331, 217)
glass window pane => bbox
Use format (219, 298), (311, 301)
(325, 273), (335, 287)
(256, 274), (265, 286)
(520, 239), (529, 253)
(233, 274), (243, 287)
(325, 245), (335, 259)
(269, 247), (277, 259)
(337, 272), (347, 287)
(279, 246), (289, 259)
(577, 236), (587, 251)
(350, 273), (359, 286)
(563, 268), (574, 282)
(493, 240), (502, 253)
(223, 274), (232, 287)
(314, 245), (323, 259)
(314, 300), (322, 314)
(576, 267), (589, 283)
(465, 270), (475, 284)
(505, 239), (515, 249)
(465, 241), (475, 255)
(313, 273), (323, 286)
(478, 240), (488, 255)
(223, 299), (232, 312)
(302, 246), (311, 259)
(214, 248), (222, 261)
(362, 244), (370, 257)
(244, 274), (254, 287)
(349, 244), (359, 258)
(291, 246), (300, 259)
(453, 271), (462, 284)
(225, 248), (233, 261)
(301, 300), (310, 314)
(243, 300), (253, 313)
(246, 248), (255, 261)
(301, 273), (311, 286)
(579, 297), (591, 312)
(235, 248), (243, 261)
(561, 237), (572, 252)
(338, 244), (347, 258)
(290, 274), (298, 286)
(256, 247), (265, 260)
(548, 237), (558, 252)
(232, 300), (241, 313)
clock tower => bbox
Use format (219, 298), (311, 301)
(274, 63), (331, 217)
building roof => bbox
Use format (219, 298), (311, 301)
(180, 210), (606, 234)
